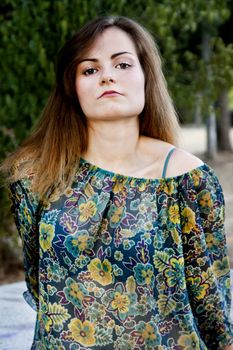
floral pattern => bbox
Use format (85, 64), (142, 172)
(68, 319), (96, 346)
(39, 222), (55, 252)
(9, 160), (233, 349)
(177, 332), (200, 350)
(64, 278), (89, 308)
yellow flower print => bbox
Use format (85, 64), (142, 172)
(145, 222), (153, 231)
(136, 321), (161, 347)
(206, 233), (216, 249)
(138, 181), (147, 192)
(115, 325), (124, 335)
(178, 331), (200, 349)
(168, 204), (180, 224)
(72, 233), (91, 251)
(111, 292), (130, 313)
(39, 222), (55, 252)
(140, 294), (148, 304)
(164, 257), (185, 290)
(126, 276), (136, 293)
(187, 276), (209, 300)
(130, 179), (147, 191)
(141, 323), (157, 342)
(88, 258), (113, 286)
(79, 200), (97, 222)
(99, 304), (105, 313)
(199, 191), (212, 208)
(68, 319), (95, 346)
(112, 178), (128, 194)
(192, 169), (202, 187)
(64, 278), (88, 308)
(111, 206), (124, 224)
(196, 257), (206, 266)
(107, 319), (115, 328)
(141, 268), (154, 285)
(181, 207), (195, 233)
(139, 203), (147, 213)
(163, 181), (175, 195)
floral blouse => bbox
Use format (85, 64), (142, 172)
(9, 159), (233, 350)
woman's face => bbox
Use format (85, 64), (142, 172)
(75, 27), (145, 122)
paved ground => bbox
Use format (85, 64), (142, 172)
(0, 126), (232, 349)
(0, 282), (36, 350)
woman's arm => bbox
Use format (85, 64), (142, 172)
(9, 178), (41, 310)
(180, 166), (233, 348)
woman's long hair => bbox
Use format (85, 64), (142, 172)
(2, 16), (180, 199)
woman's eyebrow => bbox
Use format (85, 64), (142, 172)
(79, 51), (134, 63)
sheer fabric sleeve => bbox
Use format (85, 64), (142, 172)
(179, 165), (233, 349)
(9, 178), (41, 311)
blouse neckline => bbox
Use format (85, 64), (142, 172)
(79, 157), (206, 183)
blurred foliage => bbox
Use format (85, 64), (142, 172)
(0, 0), (233, 277)
(230, 88), (233, 109)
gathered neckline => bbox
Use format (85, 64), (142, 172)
(79, 157), (207, 183)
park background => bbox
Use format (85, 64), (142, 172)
(0, 0), (233, 284)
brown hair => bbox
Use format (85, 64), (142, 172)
(2, 16), (179, 199)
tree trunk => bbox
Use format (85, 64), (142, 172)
(217, 88), (232, 151)
(194, 93), (202, 126)
(202, 33), (217, 159)
(206, 105), (217, 159)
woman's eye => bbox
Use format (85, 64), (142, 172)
(116, 62), (131, 69)
(83, 68), (97, 75)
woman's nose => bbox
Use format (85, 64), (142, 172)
(100, 76), (115, 85)
(99, 70), (116, 85)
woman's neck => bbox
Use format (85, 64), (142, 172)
(82, 117), (142, 172)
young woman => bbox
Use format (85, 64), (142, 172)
(2, 16), (233, 349)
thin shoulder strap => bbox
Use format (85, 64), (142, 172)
(162, 147), (176, 178)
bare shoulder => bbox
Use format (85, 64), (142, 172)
(166, 147), (204, 177)
(139, 137), (204, 178)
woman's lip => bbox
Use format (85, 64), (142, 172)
(98, 91), (122, 98)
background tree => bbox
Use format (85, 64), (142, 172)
(215, 3), (233, 151)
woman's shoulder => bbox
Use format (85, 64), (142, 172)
(165, 147), (204, 178)
(142, 137), (204, 178)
